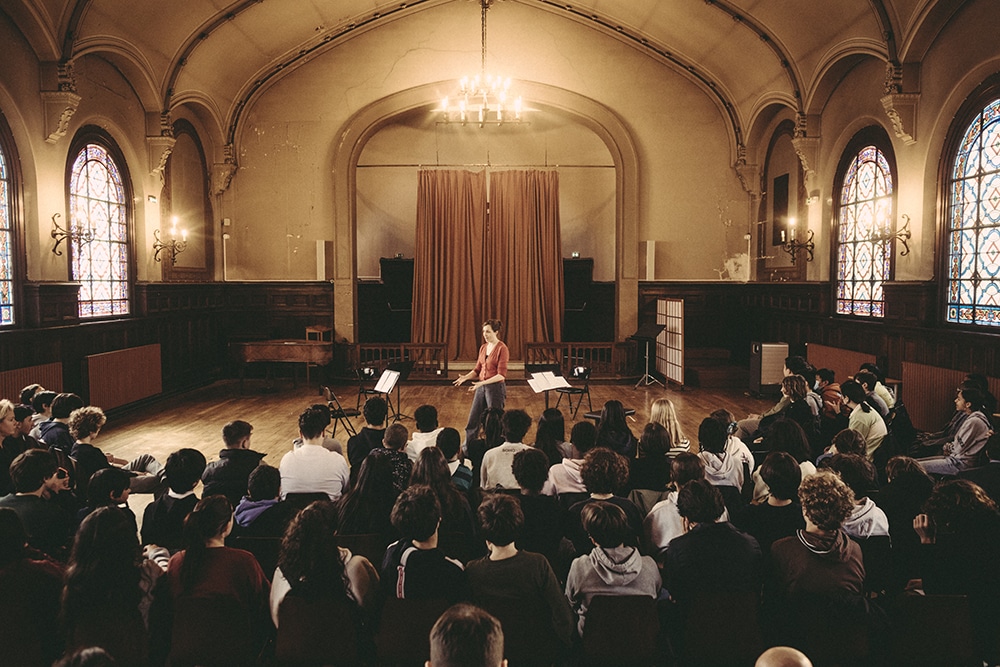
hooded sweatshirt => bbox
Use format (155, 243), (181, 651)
(565, 545), (661, 634)
(770, 529), (865, 596)
(841, 497), (890, 539)
(699, 436), (754, 488)
(547, 457), (586, 495)
(943, 410), (992, 466)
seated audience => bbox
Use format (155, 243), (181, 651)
(853, 370), (890, 418)
(917, 386), (992, 476)
(347, 397), (389, 477)
(565, 502), (661, 635)
(594, 400), (638, 457)
(650, 397), (689, 450)
(411, 447), (478, 559)
(736, 355), (813, 441)
(876, 455), (934, 586)
(0, 449), (72, 559)
(815, 369), (845, 427)
(201, 420), (265, 505)
(816, 428), (866, 466)
(38, 392), (84, 453)
(826, 453), (889, 539)
(858, 362), (895, 409)
(18, 383), (44, 408)
(69, 406), (165, 499)
(381, 485), (469, 603)
(141, 448), (207, 551)
(368, 422), (413, 494)
(291, 404), (344, 454)
(406, 404), (445, 462)
(280, 405), (350, 500)
(840, 379), (887, 460)
(533, 408), (567, 467)
(231, 464), (298, 539)
(511, 448), (563, 563)
(270, 500), (378, 626)
(151, 495), (271, 662)
(12, 403), (42, 450)
(547, 421), (598, 496)
(466, 408), (505, 482)
(335, 453), (399, 539)
(480, 409), (533, 490)
(76, 467), (136, 532)
(734, 452), (805, 556)
(698, 414), (754, 490)
(62, 506), (163, 664)
(565, 448), (643, 556)
(911, 381), (977, 457)
(755, 646), (814, 667)
(958, 432), (1000, 505)
(644, 452), (730, 555)
(28, 390), (56, 439)
(466, 494), (574, 649)
(770, 470), (865, 597)
(752, 420), (817, 502)
(428, 603), (506, 667)
(0, 399), (26, 496)
(438, 427), (474, 491)
(629, 422), (673, 492)
(661, 479), (761, 608)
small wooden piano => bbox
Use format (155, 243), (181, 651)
(231, 339), (333, 391)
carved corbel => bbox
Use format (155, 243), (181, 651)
(212, 145), (238, 195)
(41, 91), (81, 144)
(734, 161), (760, 196)
(147, 113), (176, 180)
(791, 135), (820, 192)
(881, 93), (919, 146)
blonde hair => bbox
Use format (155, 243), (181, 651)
(0, 399), (13, 422)
(650, 398), (685, 445)
(69, 406), (107, 440)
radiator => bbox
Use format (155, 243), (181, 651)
(805, 343), (876, 387)
(86, 344), (162, 410)
(900, 362), (1000, 432)
(0, 362), (63, 403)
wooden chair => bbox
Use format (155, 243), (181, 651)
(555, 366), (593, 418)
(230, 535), (282, 580)
(581, 595), (660, 666)
(375, 597), (451, 665)
(322, 385), (360, 437)
(275, 595), (366, 666)
(168, 596), (261, 667)
(886, 594), (978, 666)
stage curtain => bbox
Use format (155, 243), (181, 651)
(487, 170), (564, 360)
(412, 169), (487, 362)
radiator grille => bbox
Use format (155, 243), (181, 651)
(805, 344), (876, 387)
(86, 344), (162, 410)
(0, 363), (63, 403)
(900, 362), (1000, 432)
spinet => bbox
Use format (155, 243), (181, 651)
(231, 339), (333, 391)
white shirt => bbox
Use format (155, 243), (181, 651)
(279, 443), (349, 501)
(480, 442), (530, 490)
(405, 428), (444, 461)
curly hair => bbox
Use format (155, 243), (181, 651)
(781, 375), (809, 401)
(277, 500), (352, 603)
(68, 406), (107, 440)
(923, 479), (999, 532)
(580, 447), (629, 495)
(885, 455), (933, 484)
(797, 470), (855, 531)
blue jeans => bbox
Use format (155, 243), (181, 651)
(917, 455), (964, 476)
(464, 382), (507, 444)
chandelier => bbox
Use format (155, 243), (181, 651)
(440, 0), (522, 126)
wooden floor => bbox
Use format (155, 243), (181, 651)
(97, 378), (776, 467)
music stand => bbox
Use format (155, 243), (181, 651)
(386, 360), (416, 422)
(372, 368), (401, 421)
(630, 322), (665, 389)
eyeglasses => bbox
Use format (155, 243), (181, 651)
(55, 467), (69, 480)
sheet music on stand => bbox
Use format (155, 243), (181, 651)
(374, 369), (401, 394)
(526, 371), (571, 393)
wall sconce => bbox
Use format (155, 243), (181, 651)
(50, 213), (94, 256)
(778, 219), (815, 264)
(153, 216), (188, 264)
(867, 213), (912, 256)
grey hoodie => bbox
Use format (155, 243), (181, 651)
(565, 545), (661, 634)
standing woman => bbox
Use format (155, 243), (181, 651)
(455, 319), (509, 444)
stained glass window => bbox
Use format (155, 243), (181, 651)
(946, 97), (1000, 327)
(69, 143), (130, 317)
(836, 144), (894, 317)
(0, 141), (13, 325)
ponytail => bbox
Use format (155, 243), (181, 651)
(180, 495), (232, 591)
(841, 379), (871, 412)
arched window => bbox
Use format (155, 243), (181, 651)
(945, 92), (1000, 327)
(68, 132), (131, 318)
(0, 129), (14, 326)
(834, 128), (896, 318)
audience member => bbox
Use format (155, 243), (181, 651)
(381, 485), (469, 603)
(594, 399), (638, 457)
(858, 363), (895, 409)
(875, 455), (934, 587)
(916, 386), (992, 476)
(438, 427), (474, 491)
(369, 422), (413, 494)
(428, 603), (507, 667)
(231, 464), (298, 539)
(411, 447), (478, 559)
(661, 479), (761, 608)
(816, 428), (866, 466)
(511, 447), (563, 563)
(649, 397), (688, 450)
(347, 397), (389, 476)
(958, 432), (1000, 505)
(280, 405), (350, 500)
(19, 383), (44, 407)
(756, 646), (814, 667)
(141, 448), (207, 551)
(406, 404), (445, 461)
(52, 647), (116, 667)
(736, 355), (812, 441)
(698, 415), (753, 490)
(734, 452), (805, 556)
(29, 390), (56, 438)
(963, 372), (997, 419)
(644, 452), (730, 554)
(629, 422), (673, 492)
(565, 501), (661, 634)
(201, 420), (265, 505)
(466, 494), (574, 648)
(480, 409), (532, 490)
(826, 453), (889, 539)
(335, 453), (399, 539)
(547, 421), (597, 496)
(76, 467), (136, 532)
(466, 407), (505, 481)
(62, 506), (163, 664)
(0, 399), (26, 496)
(841, 379), (887, 460)
(270, 500), (378, 626)
(758, 375), (820, 443)
(751, 419), (817, 502)
(38, 392), (84, 453)
(814, 369), (844, 426)
(0, 507), (64, 666)
(69, 406), (165, 500)
(853, 370), (890, 418)
(290, 403), (344, 454)
(533, 408), (566, 467)
(565, 448), (643, 555)
(0, 449), (72, 559)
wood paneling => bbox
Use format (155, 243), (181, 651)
(86, 344), (162, 410)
